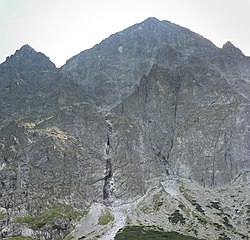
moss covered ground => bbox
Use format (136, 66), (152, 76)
(114, 226), (202, 240)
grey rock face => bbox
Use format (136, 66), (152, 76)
(0, 103), (108, 239)
(61, 17), (218, 107)
(113, 61), (250, 188)
(0, 18), (250, 239)
(0, 45), (58, 120)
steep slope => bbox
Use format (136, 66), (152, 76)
(0, 44), (57, 99)
(0, 102), (110, 239)
(70, 173), (250, 240)
(62, 17), (219, 107)
(113, 62), (250, 188)
(0, 45), (58, 119)
(0, 46), (109, 239)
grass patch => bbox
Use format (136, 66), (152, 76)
(153, 201), (163, 211)
(208, 201), (221, 210)
(21, 115), (54, 128)
(168, 210), (186, 224)
(140, 204), (151, 214)
(178, 204), (190, 217)
(37, 126), (69, 140)
(64, 235), (74, 240)
(246, 205), (250, 214)
(213, 222), (224, 230)
(218, 232), (230, 240)
(191, 200), (204, 214)
(115, 226), (202, 240)
(15, 204), (83, 230)
(125, 216), (132, 225)
(98, 208), (114, 225)
(197, 217), (207, 225)
(0, 237), (32, 240)
(0, 211), (7, 220)
(178, 182), (201, 213)
(152, 193), (164, 211)
(222, 216), (233, 228)
(139, 192), (164, 213)
(236, 233), (249, 240)
(178, 183), (205, 215)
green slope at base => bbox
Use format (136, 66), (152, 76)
(114, 226), (202, 240)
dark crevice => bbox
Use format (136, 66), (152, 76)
(103, 158), (112, 202)
(144, 76), (148, 104)
(106, 135), (110, 155)
(103, 116), (114, 206)
(165, 77), (180, 176)
(211, 158), (215, 187)
(156, 149), (171, 175)
(166, 138), (174, 162)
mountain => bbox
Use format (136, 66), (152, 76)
(0, 18), (249, 239)
(0, 44), (58, 119)
(61, 17), (218, 107)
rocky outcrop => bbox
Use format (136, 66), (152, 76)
(113, 61), (249, 188)
(61, 17), (219, 107)
(0, 45), (59, 121)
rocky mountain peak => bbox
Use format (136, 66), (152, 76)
(3, 44), (56, 71)
(222, 41), (244, 56)
(16, 44), (35, 55)
(222, 41), (235, 48)
(220, 41), (250, 76)
(62, 17), (218, 107)
(140, 17), (162, 26)
(0, 45), (58, 108)
(144, 16), (160, 22)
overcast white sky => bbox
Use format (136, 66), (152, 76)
(1, 0), (250, 67)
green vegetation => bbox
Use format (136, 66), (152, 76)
(0, 211), (7, 220)
(215, 211), (230, 217)
(37, 126), (69, 140)
(236, 233), (249, 240)
(222, 216), (233, 228)
(64, 235), (74, 240)
(213, 222), (224, 230)
(139, 192), (164, 213)
(98, 208), (114, 225)
(168, 210), (186, 224)
(153, 193), (164, 211)
(246, 205), (250, 214)
(208, 201), (221, 210)
(115, 226), (202, 240)
(178, 182), (205, 215)
(140, 204), (151, 214)
(197, 216), (207, 225)
(191, 200), (205, 214)
(15, 204), (83, 230)
(21, 115), (54, 128)
(207, 200), (234, 229)
(22, 121), (36, 128)
(0, 237), (32, 240)
(218, 232), (230, 240)
(178, 203), (190, 217)
(179, 184), (193, 203)
(125, 215), (132, 225)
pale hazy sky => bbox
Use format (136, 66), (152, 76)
(1, 0), (250, 67)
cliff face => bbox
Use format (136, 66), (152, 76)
(113, 62), (249, 189)
(0, 18), (250, 239)
(61, 17), (218, 107)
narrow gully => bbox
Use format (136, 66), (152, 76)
(103, 116), (114, 206)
